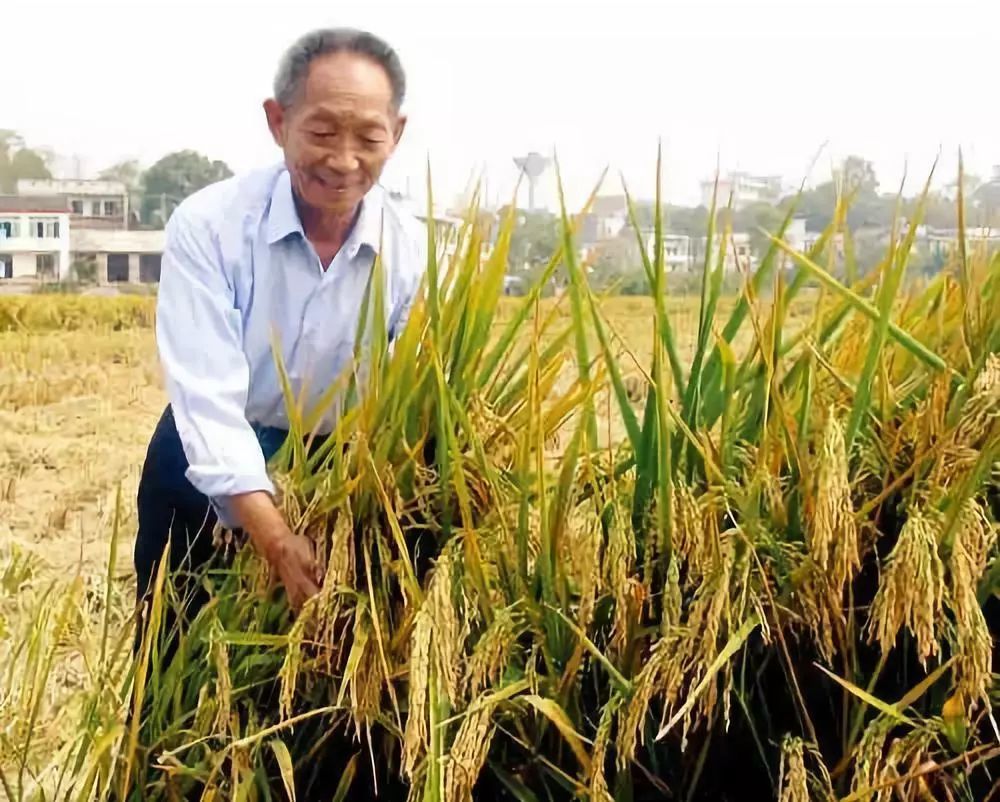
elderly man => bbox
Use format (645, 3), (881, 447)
(134, 28), (425, 627)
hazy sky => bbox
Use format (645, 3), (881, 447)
(5, 0), (998, 209)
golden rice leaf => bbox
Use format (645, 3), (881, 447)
(522, 695), (592, 772)
(269, 739), (297, 802)
(813, 664), (916, 726)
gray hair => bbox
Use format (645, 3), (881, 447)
(273, 28), (406, 112)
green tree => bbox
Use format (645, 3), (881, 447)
(141, 150), (233, 224)
(783, 156), (896, 233)
(923, 193), (958, 229)
(838, 155), (879, 196)
(731, 201), (786, 258)
(973, 174), (1000, 218)
(506, 210), (560, 270)
(0, 130), (53, 192)
(10, 149), (51, 182)
(589, 234), (644, 292)
(99, 159), (143, 189)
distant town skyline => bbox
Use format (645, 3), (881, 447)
(6, 0), (998, 211)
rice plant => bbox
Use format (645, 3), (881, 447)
(2, 154), (1000, 802)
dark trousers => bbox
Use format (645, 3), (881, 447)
(134, 406), (287, 641)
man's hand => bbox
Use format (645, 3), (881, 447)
(227, 491), (322, 611)
(270, 533), (322, 611)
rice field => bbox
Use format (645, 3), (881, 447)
(0, 296), (715, 582)
(2, 172), (999, 802)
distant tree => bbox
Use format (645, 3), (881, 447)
(948, 172), (982, 199)
(781, 156), (897, 234)
(141, 150), (233, 224)
(506, 210), (561, 270)
(922, 193), (958, 229)
(9, 149), (52, 182)
(730, 202), (786, 258)
(838, 155), (879, 196)
(99, 159), (143, 189)
(973, 174), (1000, 217)
(666, 205), (710, 236)
(0, 130), (53, 192)
(0, 130), (22, 160)
(589, 234), (643, 291)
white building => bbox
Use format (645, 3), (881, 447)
(71, 229), (166, 284)
(0, 197), (72, 281)
(925, 226), (1000, 260)
(644, 231), (694, 271)
(784, 217), (808, 252)
(17, 178), (130, 230)
(700, 172), (784, 210)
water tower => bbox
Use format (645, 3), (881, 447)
(513, 151), (550, 211)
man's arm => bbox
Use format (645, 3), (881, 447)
(156, 208), (319, 608)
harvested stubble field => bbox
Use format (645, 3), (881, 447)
(2, 179), (999, 802)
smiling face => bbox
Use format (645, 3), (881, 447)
(264, 51), (406, 216)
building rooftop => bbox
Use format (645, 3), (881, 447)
(0, 195), (70, 213)
(17, 178), (127, 197)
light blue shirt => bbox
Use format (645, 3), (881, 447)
(156, 164), (426, 524)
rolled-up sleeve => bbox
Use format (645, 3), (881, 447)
(156, 208), (274, 526)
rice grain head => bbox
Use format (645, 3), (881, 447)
(778, 737), (809, 802)
(589, 697), (621, 802)
(279, 601), (311, 722)
(209, 617), (233, 734)
(803, 575), (840, 664)
(351, 620), (385, 731)
(868, 507), (946, 664)
(949, 499), (995, 707)
(809, 410), (860, 596)
(607, 506), (636, 656)
(942, 353), (1000, 479)
(327, 503), (357, 589)
(864, 729), (936, 802)
(442, 697), (497, 802)
(428, 550), (463, 708)
(683, 530), (738, 723)
(661, 552), (682, 632)
(617, 630), (686, 771)
(851, 719), (892, 802)
(309, 522), (355, 674)
(672, 482), (703, 577)
(403, 607), (432, 781)
(576, 516), (603, 630)
(464, 608), (517, 699)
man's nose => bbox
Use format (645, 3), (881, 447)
(325, 140), (360, 174)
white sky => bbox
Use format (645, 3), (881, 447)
(5, 0), (999, 209)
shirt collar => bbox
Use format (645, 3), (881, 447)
(265, 169), (304, 245)
(266, 168), (385, 257)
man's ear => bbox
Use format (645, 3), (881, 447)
(391, 113), (408, 146)
(263, 99), (286, 147)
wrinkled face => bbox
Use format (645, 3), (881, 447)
(264, 52), (405, 216)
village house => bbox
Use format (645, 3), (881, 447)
(0, 196), (72, 280)
(71, 228), (166, 284)
(18, 178), (131, 230)
(700, 172), (784, 210)
(1, 178), (165, 285)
